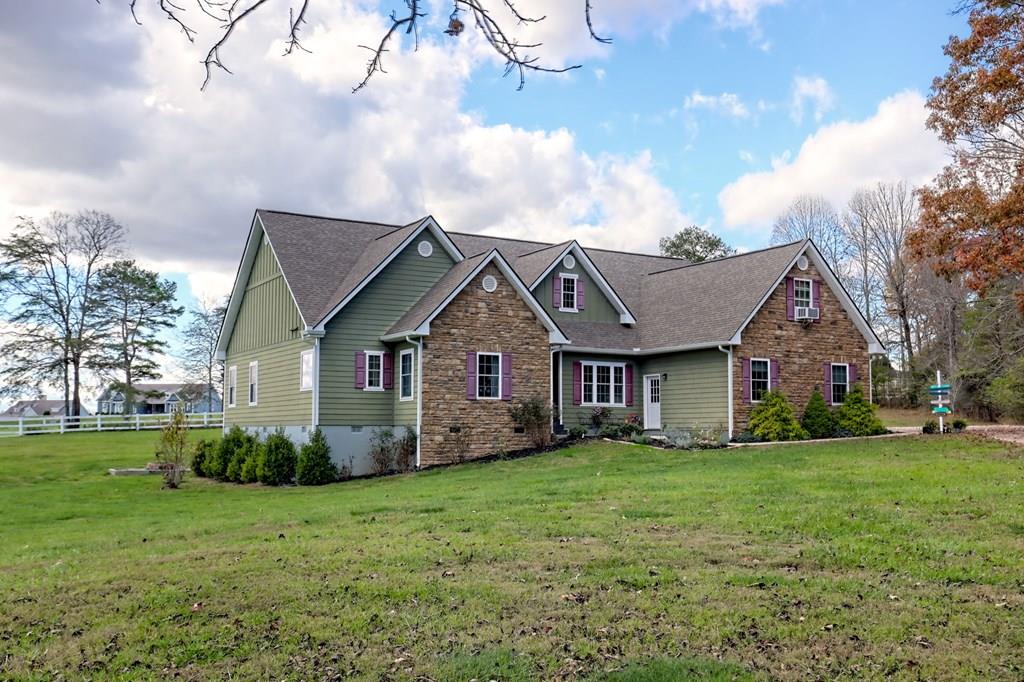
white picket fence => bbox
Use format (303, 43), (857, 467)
(0, 412), (224, 437)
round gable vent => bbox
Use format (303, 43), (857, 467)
(562, 254), (576, 269)
(417, 240), (434, 258)
(797, 255), (809, 271)
(482, 275), (498, 293)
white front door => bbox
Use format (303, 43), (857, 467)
(644, 374), (662, 431)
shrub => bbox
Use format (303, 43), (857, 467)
(509, 396), (552, 448)
(209, 425), (247, 480)
(257, 429), (297, 485)
(225, 439), (251, 483)
(834, 385), (886, 436)
(801, 389), (836, 440)
(619, 421), (643, 438)
(394, 429), (417, 473)
(369, 428), (396, 475)
(922, 419), (939, 434)
(567, 426), (587, 439)
(987, 357), (1024, 421)
(748, 391), (809, 442)
(240, 442), (260, 483)
(155, 409), (190, 489)
(445, 424), (471, 465)
(952, 418), (968, 432)
(590, 406), (612, 429)
(631, 434), (652, 446)
(663, 427), (694, 449)
(191, 439), (216, 477)
(295, 428), (336, 485)
(599, 423), (623, 439)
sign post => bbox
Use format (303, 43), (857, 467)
(929, 370), (952, 433)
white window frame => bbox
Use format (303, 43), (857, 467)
(794, 278), (813, 310)
(581, 360), (626, 407)
(364, 350), (385, 392)
(476, 352), (502, 400)
(750, 357), (770, 403)
(399, 348), (414, 402)
(248, 361), (259, 406)
(299, 349), (314, 392)
(227, 365), (237, 408)
(830, 362), (850, 405)
(560, 273), (579, 313)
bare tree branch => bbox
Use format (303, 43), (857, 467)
(586, 0), (611, 44)
(283, 0), (312, 56)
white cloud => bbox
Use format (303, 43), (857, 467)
(738, 149), (756, 164)
(718, 91), (948, 229)
(594, 68), (606, 81)
(684, 90), (750, 119)
(696, 0), (785, 26)
(790, 75), (834, 124)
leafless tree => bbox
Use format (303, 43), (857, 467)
(118, 1), (611, 92)
(771, 195), (852, 280)
(845, 193), (884, 327)
(178, 297), (227, 412)
(0, 212), (125, 416)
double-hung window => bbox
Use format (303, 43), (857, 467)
(299, 349), (314, 391)
(582, 361), (625, 406)
(831, 363), (849, 405)
(794, 278), (812, 309)
(561, 274), (578, 311)
(227, 365), (237, 408)
(400, 349), (414, 401)
(248, 361), (258, 406)
(365, 351), (384, 391)
(750, 358), (770, 402)
(477, 352), (501, 399)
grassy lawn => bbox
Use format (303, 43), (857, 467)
(1, 431), (1023, 680)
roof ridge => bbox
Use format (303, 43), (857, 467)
(448, 230), (688, 263)
(258, 208), (409, 230)
(644, 240), (807, 276)
(447, 230), (553, 247)
(372, 219), (424, 241)
(516, 240), (574, 258)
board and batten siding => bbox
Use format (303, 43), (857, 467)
(535, 266), (620, 323)
(639, 349), (728, 431)
(558, 352), (642, 428)
(393, 341), (417, 428)
(318, 232), (454, 426)
(225, 237), (313, 427)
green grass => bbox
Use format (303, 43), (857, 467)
(1, 430), (1023, 680)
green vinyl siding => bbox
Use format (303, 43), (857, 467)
(224, 235), (312, 428)
(558, 352), (642, 428)
(225, 338), (313, 427)
(640, 350), (728, 431)
(394, 342), (417, 428)
(536, 267), (620, 323)
(319, 233), (454, 425)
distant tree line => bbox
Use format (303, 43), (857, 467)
(0, 211), (226, 417)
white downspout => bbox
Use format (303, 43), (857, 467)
(413, 336), (423, 469)
(550, 348), (557, 433)
(718, 345), (734, 440)
(312, 337), (321, 429)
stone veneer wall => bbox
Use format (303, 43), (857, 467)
(419, 264), (551, 467)
(733, 261), (870, 429)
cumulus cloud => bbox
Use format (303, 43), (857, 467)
(684, 90), (751, 119)
(718, 90), (948, 230)
(790, 75), (834, 124)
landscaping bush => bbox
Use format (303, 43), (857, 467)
(225, 439), (249, 482)
(663, 427), (694, 449)
(952, 418), (968, 432)
(155, 409), (189, 489)
(394, 429), (417, 473)
(296, 428), (337, 485)
(801, 388), (836, 440)
(257, 429), (297, 485)
(509, 396), (552, 448)
(191, 439), (216, 477)
(748, 391), (809, 442)
(590, 406), (612, 430)
(599, 423), (623, 439)
(922, 419), (939, 434)
(834, 385), (886, 436)
(631, 434), (652, 446)
(369, 428), (396, 475)
(567, 426), (587, 440)
(240, 442), (260, 483)
(208, 425), (247, 480)
(619, 421), (643, 438)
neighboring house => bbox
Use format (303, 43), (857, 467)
(217, 210), (884, 475)
(0, 400), (90, 419)
(96, 383), (223, 415)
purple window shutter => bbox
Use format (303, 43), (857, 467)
(770, 359), (780, 392)
(383, 352), (394, 390)
(742, 358), (751, 403)
(786, 277), (795, 321)
(355, 351), (366, 389)
(553, 275), (562, 309)
(625, 364), (634, 406)
(813, 280), (822, 322)
(501, 353), (513, 401)
(466, 352), (477, 400)
(572, 361), (582, 406)
(823, 362), (832, 405)
(850, 363), (858, 386)
(577, 280), (586, 310)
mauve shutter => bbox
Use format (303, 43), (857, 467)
(383, 352), (394, 390)
(813, 280), (822, 322)
(742, 358), (751, 403)
(355, 351), (366, 389)
(572, 361), (582, 406)
(786, 277), (795, 321)
(501, 353), (512, 401)
(770, 359), (780, 392)
(624, 364), (634, 406)
(553, 275), (562, 309)
(850, 363), (858, 386)
(577, 280), (586, 310)
(823, 362), (832, 405)
(466, 352), (477, 400)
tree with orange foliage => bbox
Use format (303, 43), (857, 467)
(912, 0), (1024, 310)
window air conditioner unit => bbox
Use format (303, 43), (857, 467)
(796, 306), (820, 320)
